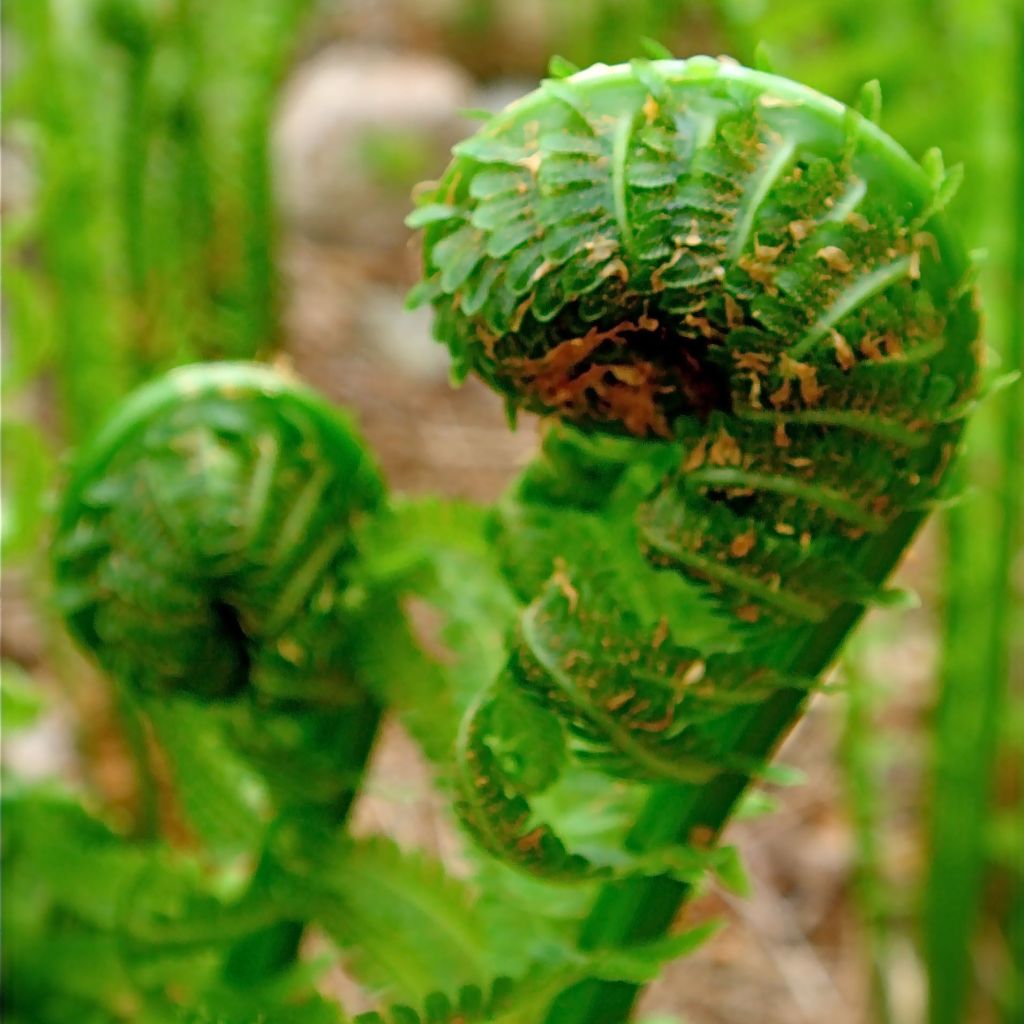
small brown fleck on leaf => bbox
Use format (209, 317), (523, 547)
(652, 617), (669, 649)
(681, 660), (706, 686)
(913, 230), (940, 258)
(475, 324), (498, 357)
(684, 437), (709, 471)
(651, 247), (684, 292)
(871, 495), (891, 515)
(685, 218), (702, 246)
(882, 332), (903, 358)
(608, 365), (645, 386)
(734, 350), (773, 373)
(754, 239), (785, 261)
(585, 236), (618, 263)
(747, 373), (763, 408)
(830, 328), (856, 370)
(774, 420), (790, 448)
(788, 218), (814, 242)
(799, 532), (812, 549)
(759, 93), (795, 108)
(816, 245), (854, 273)
(738, 251), (777, 292)
(736, 604), (761, 623)
(730, 530), (757, 557)
(909, 250), (921, 280)
(775, 522), (796, 535)
(770, 378), (792, 408)
(599, 257), (629, 282)
(860, 334), (885, 362)
(518, 151), (542, 175)
(277, 638), (304, 665)
(642, 93), (660, 124)
(530, 259), (554, 284)
(710, 428), (742, 466)
(724, 293), (745, 329)
(510, 293), (534, 331)
(684, 312), (717, 339)
(846, 211), (871, 232)
(517, 827), (545, 853)
(780, 353), (825, 405)
(689, 825), (715, 848)
(605, 687), (635, 711)
(551, 558), (579, 611)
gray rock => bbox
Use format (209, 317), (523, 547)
(274, 45), (473, 248)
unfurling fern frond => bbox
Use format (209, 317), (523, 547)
(52, 361), (385, 819)
(410, 56), (980, 885)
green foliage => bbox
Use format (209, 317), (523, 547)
(1, 0), (317, 565)
(305, 835), (499, 1001)
(9, 14), (1013, 1024)
(1, 783), (322, 1024)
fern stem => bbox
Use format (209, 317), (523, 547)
(840, 637), (896, 1024)
(924, 2), (1023, 1018)
(113, 683), (161, 840)
(547, 508), (928, 1024)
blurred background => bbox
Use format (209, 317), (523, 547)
(2, 1), (1020, 1022)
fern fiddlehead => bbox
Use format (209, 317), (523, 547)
(410, 54), (980, 895)
(52, 361), (384, 815)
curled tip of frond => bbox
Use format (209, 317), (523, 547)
(858, 78), (882, 124)
(458, 107), (495, 123)
(639, 36), (674, 60)
(921, 146), (946, 187)
(753, 41), (777, 74)
(547, 54), (580, 79)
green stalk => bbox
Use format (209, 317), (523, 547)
(222, 697), (382, 983)
(923, 1), (1022, 1021)
(235, 1), (316, 358)
(120, 50), (151, 309)
(166, 0), (215, 362)
(97, 0), (155, 358)
(839, 636), (895, 1024)
(7, 0), (130, 439)
(546, 509), (931, 1023)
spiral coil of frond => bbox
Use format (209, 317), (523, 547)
(412, 56), (980, 881)
(54, 361), (384, 705)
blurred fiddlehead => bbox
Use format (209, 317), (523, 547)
(52, 361), (385, 820)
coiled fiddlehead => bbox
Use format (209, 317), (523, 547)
(52, 361), (384, 812)
(410, 57), (981, 881)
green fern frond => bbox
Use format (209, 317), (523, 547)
(297, 835), (500, 1004)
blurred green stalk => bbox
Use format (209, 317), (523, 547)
(4, 0), (131, 440)
(840, 635), (896, 1024)
(925, 2), (1022, 1023)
